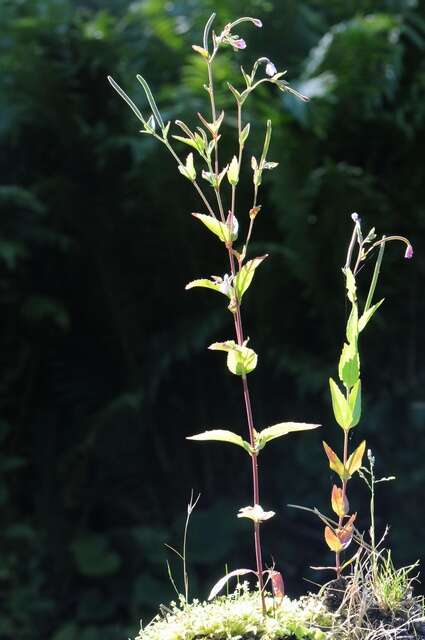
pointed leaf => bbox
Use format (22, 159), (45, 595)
(339, 513), (356, 548)
(323, 442), (347, 481)
(208, 568), (255, 600)
(192, 45), (209, 59)
(358, 299), (385, 332)
(346, 441), (366, 477)
(185, 278), (223, 295)
(331, 485), (349, 517)
(258, 422), (320, 449)
(187, 429), (250, 453)
(234, 255), (268, 302)
(346, 303), (359, 345)
(338, 342), (360, 388)
(192, 213), (231, 243)
(329, 378), (353, 430)
(349, 380), (361, 428)
(240, 123), (250, 145)
(172, 135), (200, 151)
(344, 268), (357, 303)
(227, 156), (239, 186)
(324, 526), (343, 553)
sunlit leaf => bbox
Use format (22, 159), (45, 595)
(234, 255), (268, 302)
(185, 278), (227, 296)
(358, 298), (385, 332)
(186, 429), (250, 453)
(346, 440), (366, 476)
(346, 303), (359, 344)
(331, 484), (349, 517)
(323, 441), (347, 481)
(329, 377), (353, 430)
(209, 340), (258, 376)
(338, 342), (360, 388)
(324, 526), (343, 553)
(349, 380), (361, 427)
(208, 568), (255, 600)
(344, 267), (357, 303)
(192, 213), (231, 243)
(257, 421), (320, 450)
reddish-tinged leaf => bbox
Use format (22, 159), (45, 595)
(270, 570), (285, 604)
(208, 568), (256, 600)
(346, 440), (366, 477)
(339, 513), (356, 549)
(331, 485), (349, 517)
(323, 442), (347, 480)
(324, 526), (343, 553)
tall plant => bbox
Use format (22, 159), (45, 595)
(108, 14), (320, 613)
(322, 213), (413, 577)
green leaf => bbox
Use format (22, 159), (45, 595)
(338, 342), (360, 388)
(209, 340), (258, 376)
(358, 299), (385, 332)
(192, 213), (231, 243)
(346, 303), (359, 344)
(185, 278), (225, 295)
(349, 380), (362, 428)
(329, 377), (352, 430)
(240, 123), (250, 145)
(187, 429), (250, 453)
(234, 255), (268, 302)
(256, 421), (320, 450)
(178, 152), (196, 181)
(344, 267), (357, 303)
(227, 156), (239, 186)
(172, 135), (200, 152)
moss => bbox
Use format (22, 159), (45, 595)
(136, 584), (333, 640)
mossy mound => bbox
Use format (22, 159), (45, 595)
(136, 586), (333, 640)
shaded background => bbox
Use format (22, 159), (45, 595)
(1, 0), (424, 638)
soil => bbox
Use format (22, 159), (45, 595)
(322, 577), (348, 612)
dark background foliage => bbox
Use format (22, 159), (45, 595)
(0, 0), (424, 638)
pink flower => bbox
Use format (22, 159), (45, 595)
(232, 37), (246, 50)
(404, 244), (414, 259)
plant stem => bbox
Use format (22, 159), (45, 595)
(363, 237), (385, 314)
(207, 48), (266, 613)
(336, 427), (349, 578)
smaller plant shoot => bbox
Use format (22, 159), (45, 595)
(320, 213), (412, 577)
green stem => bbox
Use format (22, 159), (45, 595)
(363, 237), (385, 315)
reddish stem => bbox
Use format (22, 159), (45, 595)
(335, 429), (349, 578)
(227, 246), (266, 614)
